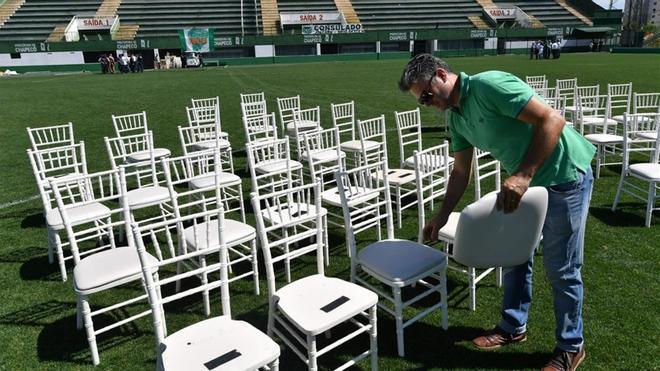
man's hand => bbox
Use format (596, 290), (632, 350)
(423, 213), (449, 242)
(497, 173), (532, 213)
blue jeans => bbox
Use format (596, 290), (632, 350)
(499, 167), (593, 352)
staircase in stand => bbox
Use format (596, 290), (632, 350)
(334, 0), (360, 23)
(260, 0), (279, 35)
(555, 0), (593, 25)
(468, 15), (490, 29)
(0, 0), (24, 27)
(113, 24), (139, 40)
(96, 0), (122, 17)
(46, 25), (66, 42)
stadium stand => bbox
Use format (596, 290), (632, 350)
(259, 0), (278, 35)
(0, 0), (25, 28)
(510, 0), (589, 26)
(0, 0), (102, 41)
(334, 0), (360, 24)
(116, 0), (258, 38)
(350, 0), (483, 31)
(277, 0), (337, 13)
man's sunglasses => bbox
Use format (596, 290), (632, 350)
(418, 75), (436, 106)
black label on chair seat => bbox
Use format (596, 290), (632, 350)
(320, 296), (350, 313)
(204, 349), (241, 369)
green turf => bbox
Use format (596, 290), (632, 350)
(0, 52), (659, 370)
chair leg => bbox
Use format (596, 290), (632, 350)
(595, 146), (602, 179)
(76, 294), (83, 330)
(47, 226), (54, 264)
(496, 267), (503, 288)
(369, 304), (378, 371)
(396, 186), (402, 229)
(80, 294), (100, 365)
(267, 301), (275, 337)
(323, 215), (329, 266)
(440, 267), (449, 330)
(283, 228), (291, 283)
(200, 256), (211, 316)
(612, 173), (625, 211)
(393, 286), (405, 357)
(53, 231), (67, 282)
(251, 240), (260, 295)
(646, 182), (656, 228)
(469, 267), (476, 311)
(306, 334), (318, 371)
(269, 359), (279, 371)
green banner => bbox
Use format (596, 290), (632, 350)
(178, 28), (215, 52)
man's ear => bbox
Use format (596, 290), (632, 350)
(436, 68), (449, 82)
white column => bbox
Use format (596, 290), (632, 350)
(376, 41), (381, 54)
(432, 40), (438, 52)
(316, 43), (321, 55)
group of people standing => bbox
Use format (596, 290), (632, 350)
(589, 40), (605, 52)
(530, 40), (561, 60)
(98, 53), (144, 74)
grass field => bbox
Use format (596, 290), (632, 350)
(0, 52), (659, 370)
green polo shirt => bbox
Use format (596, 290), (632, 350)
(448, 71), (596, 187)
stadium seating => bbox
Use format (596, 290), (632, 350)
(277, 0), (337, 13)
(350, 0), (482, 31)
(0, 0), (102, 41)
(116, 0), (258, 38)
(510, 0), (585, 26)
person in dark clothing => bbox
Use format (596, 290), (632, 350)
(98, 54), (108, 74)
(137, 54), (144, 72)
(530, 41), (536, 60)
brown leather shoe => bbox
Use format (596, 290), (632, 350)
(541, 347), (586, 371)
(472, 326), (527, 350)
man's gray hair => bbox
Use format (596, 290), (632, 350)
(398, 53), (453, 92)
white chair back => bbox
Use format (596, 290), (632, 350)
(414, 142), (450, 242)
(246, 137), (296, 194)
(453, 187), (548, 269)
(525, 75), (547, 89)
(395, 108), (422, 167)
(243, 112), (278, 144)
(621, 113), (660, 171)
(277, 95), (301, 131)
(27, 122), (75, 151)
(357, 115), (387, 164)
(105, 131), (153, 167)
(241, 100), (268, 120)
(302, 127), (343, 191)
(555, 78), (578, 106)
(633, 92), (660, 114)
(331, 101), (355, 142)
(608, 82), (632, 114)
(240, 92), (265, 105)
(112, 111), (148, 137)
(577, 94), (613, 134)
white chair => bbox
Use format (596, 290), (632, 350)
(301, 127), (346, 191)
(289, 106), (322, 159)
(27, 122), (75, 151)
(358, 115), (417, 229)
(132, 203), (280, 370)
(578, 94), (623, 178)
(544, 96), (572, 127)
(50, 169), (156, 365)
(633, 92), (660, 115)
(112, 111), (170, 160)
(525, 75), (547, 91)
(105, 130), (168, 165)
(336, 160), (448, 357)
(252, 181), (378, 371)
(243, 112), (278, 144)
(277, 95), (301, 133)
(27, 142), (88, 280)
(106, 133), (174, 226)
(246, 137), (304, 195)
(178, 123), (234, 172)
(416, 146), (503, 311)
(452, 187), (548, 268)
(395, 107), (455, 169)
(331, 101), (371, 167)
(190, 96), (221, 113)
(612, 112), (660, 227)
(556, 78), (578, 113)
(535, 87), (556, 99)
(162, 150), (260, 296)
(608, 83), (633, 124)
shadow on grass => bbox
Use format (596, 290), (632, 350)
(590, 205), (650, 227)
(19, 253), (63, 282)
(0, 245), (45, 263)
(21, 212), (45, 229)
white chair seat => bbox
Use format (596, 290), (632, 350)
(261, 202), (327, 224)
(636, 131), (658, 141)
(286, 120), (318, 135)
(46, 203), (111, 230)
(301, 149), (346, 163)
(160, 316), (280, 371)
(254, 159), (303, 174)
(584, 133), (623, 144)
(566, 106), (594, 113)
(340, 140), (379, 152)
(275, 274), (378, 335)
(74, 247), (158, 294)
(126, 148), (171, 163)
(612, 114), (651, 124)
(358, 239), (447, 283)
(582, 117), (617, 126)
(437, 212), (461, 242)
(189, 173), (241, 189)
(372, 169), (416, 186)
(192, 139), (231, 151)
(321, 186), (379, 207)
(630, 163), (660, 181)
(126, 186), (171, 209)
(184, 219), (256, 248)
(404, 154), (455, 169)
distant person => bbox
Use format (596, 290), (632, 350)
(129, 54), (136, 73)
(551, 41), (560, 59)
(598, 40), (603, 52)
(589, 40), (595, 52)
(537, 42), (544, 60)
(98, 54), (108, 74)
(199, 53), (204, 67)
(544, 41), (551, 59)
(530, 41), (536, 60)
(181, 54), (187, 68)
(107, 54), (116, 73)
(153, 55), (160, 69)
(137, 54), (144, 73)
(121, 54), (130, 73)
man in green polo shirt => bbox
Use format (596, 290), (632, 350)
(399, 54), (595, 371)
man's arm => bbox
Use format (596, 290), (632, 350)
(497, 96), (565, 213)
(423, 147), (473, 242)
